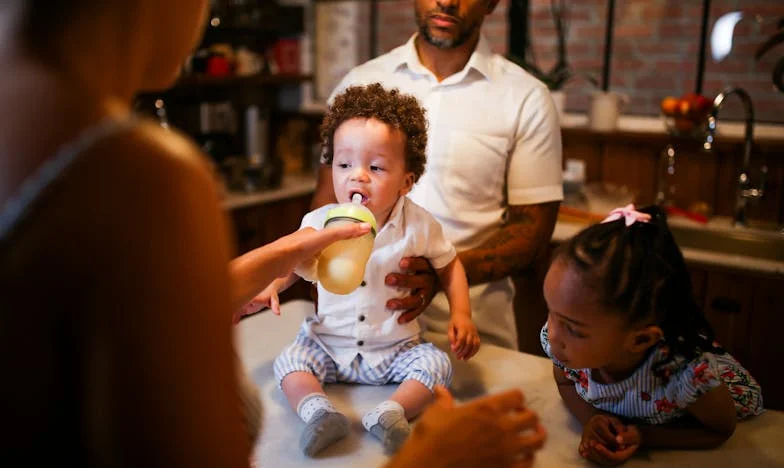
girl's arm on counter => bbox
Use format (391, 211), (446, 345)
(635, 384), (737, 449)
(554, 365), (606, 424)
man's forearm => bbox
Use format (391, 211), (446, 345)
(458, 201), (559, 285)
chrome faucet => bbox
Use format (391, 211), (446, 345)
(703, 87), (767, 227)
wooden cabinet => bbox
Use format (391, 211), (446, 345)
(230, 193), (313, 303)
(561, 127), (784, 226)
(687, 265), (784, 409)
(746, 276), (784, 410)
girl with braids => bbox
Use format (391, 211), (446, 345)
(540, 205), (763, 466)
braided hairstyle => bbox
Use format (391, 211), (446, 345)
(555, 205), (722, 367)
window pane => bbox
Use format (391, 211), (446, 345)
(703, 0), (784, 124)
(533, 0), (702, 115)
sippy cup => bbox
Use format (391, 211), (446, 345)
(317, 194), (377, 295)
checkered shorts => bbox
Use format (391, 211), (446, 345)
(273, 331), (452, 391)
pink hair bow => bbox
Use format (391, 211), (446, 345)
(601, 204), (651, 226)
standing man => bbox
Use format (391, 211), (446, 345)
(311, 0), (562, 349)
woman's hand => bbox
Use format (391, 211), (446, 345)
(579, 415), (640, 466)
(384, 257), (439, 324)
(388, 386), (546, 468)
(448, 316), (480, 361)
(232, 283), (280, 324)
(282, 223), (372, 271)
(230, 222), (371, 312)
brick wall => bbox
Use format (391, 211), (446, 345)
(526, 0), (783, 123)
(353, 1), (781, 123)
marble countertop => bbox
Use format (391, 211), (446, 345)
(238, 300), (784, 468)
(222, 172), (317, 211)
(560, 113), (784, 143)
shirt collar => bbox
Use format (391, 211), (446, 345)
(391, 33), (494, 81)
(379, 196), (407, 232)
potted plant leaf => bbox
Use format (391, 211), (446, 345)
(508, 0), (598, 118)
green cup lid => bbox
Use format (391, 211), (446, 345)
(325, 203), (377, 235)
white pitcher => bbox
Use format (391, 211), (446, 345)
(588, 91), (628, 132)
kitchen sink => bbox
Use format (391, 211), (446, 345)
(669, 223), (784, 262)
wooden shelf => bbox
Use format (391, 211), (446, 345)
(172, 73), (312, 90)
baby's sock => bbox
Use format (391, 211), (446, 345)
(296, 393), (349, 456)
(362, 400), (410, 454)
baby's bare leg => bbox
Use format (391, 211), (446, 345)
(281, 371), (324, 410)
(390, 379), (433, 419)
(281, 372), (349, 457)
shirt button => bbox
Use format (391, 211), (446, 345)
(357, 340), (364, 346)
(358, 315), (366, 322)
(360, 280), (367, 287)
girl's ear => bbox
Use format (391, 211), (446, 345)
(399, 172), (415, 196)
(628, 325), (664, 354)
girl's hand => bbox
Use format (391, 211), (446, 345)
(448, 315), (480, 361)
(579, 415), (640, 466)
(232, 284), (280, 324)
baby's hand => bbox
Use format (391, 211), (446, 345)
(579, 415), (640, 466)
(448, 315), (480, 361)
(232, 284), (280, 324)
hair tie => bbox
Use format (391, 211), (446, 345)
(601, 204), (652, 227)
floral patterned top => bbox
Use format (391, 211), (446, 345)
(540, 323), (764, 424)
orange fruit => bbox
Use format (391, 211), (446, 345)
(678, 98), (692, 117)
(660, 96), (680, 116)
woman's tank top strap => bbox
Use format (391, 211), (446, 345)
(0, 115), (140, 243)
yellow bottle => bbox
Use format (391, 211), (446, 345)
(317, 194), (377, 295)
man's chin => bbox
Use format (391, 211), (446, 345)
(421, 29), (458, 49)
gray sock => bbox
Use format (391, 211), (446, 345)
(362, 401), (410, 455)
(299, 409), (350, 456)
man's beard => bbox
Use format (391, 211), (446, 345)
(416, 11), (478, 49)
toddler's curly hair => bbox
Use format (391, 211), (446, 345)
(320, 83), (428, 182)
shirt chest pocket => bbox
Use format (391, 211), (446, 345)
(443, 130), (509, 201)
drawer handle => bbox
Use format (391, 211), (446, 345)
(710, 297), (741, 314)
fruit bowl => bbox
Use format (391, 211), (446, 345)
(660, 93), (713, 138)
(660, 114), (710, 138)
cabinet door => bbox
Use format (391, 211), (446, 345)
(702, 270), (753, 367)
(230, 194), (313, 303)
(749, 277), (784, 410)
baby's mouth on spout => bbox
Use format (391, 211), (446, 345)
(349, 191), (369, 205)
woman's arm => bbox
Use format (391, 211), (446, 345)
(229, 223), (370, 311)
(635, 384), (737, 449)
(554, 365), (606, 425)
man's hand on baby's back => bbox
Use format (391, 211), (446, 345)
(384, 257), (439, 324)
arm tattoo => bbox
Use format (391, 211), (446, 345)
(459, 201), (560, 285)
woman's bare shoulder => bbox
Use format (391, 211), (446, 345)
(104, 120), (216, 184)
